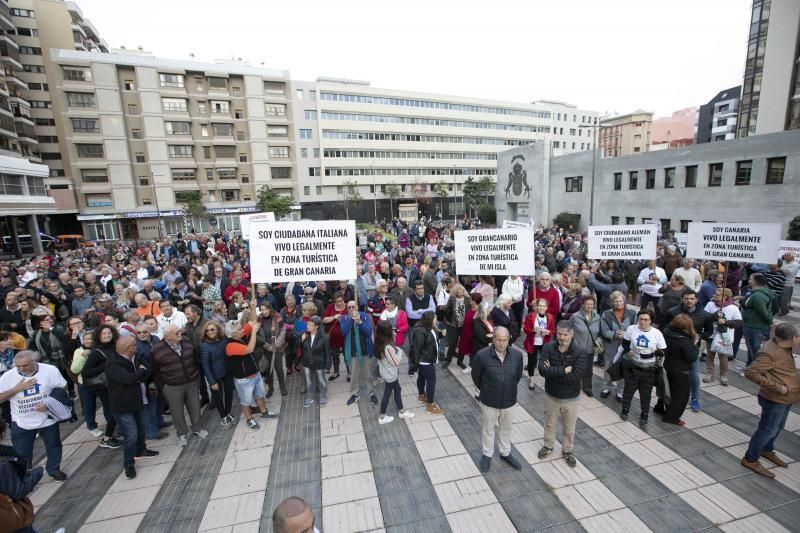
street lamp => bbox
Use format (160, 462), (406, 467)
(151, 173), (164, 240)
(579, 118), (599, 226)
(371, 160), (377, 223)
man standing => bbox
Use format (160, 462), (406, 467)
(527, 272), (561, 319)
(341, 301), (376, 406)
(0, 350), (68, 481)
(362, 263), (380, 300)
(637, 260), (667, 323)
(778, 253), (798, 317)
(471, 326), (524, 472)
(405, 280), (436, 328)
(156, 300), (187, 331)
(741, 323), (799, 478)
(537, 321), (587, 468)
(672, 258), (702, 292)
(273, 497), (317, 533)
(106, 336), (159, 480)
(742, 273), (774, 366)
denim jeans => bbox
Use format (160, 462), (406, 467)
(780, 285), (794, 315)
(78, 383), (98, 430)
(304, 367), (327, 402)
(745, 396), (791, 462)
(690, 357), (701, 403)
(743, 326), (770, 366)
(116, 409), (147, 468)
(144, 395), (165, 439)
(11, 421), (62, 474)
(417, 363), (436, 403)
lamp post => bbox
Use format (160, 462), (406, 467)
(579, 118), (599, 226)
(371, 160), (377, 223)
(453, 163), (457, 227)
(151, 173), (164, 240)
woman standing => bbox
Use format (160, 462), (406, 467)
(490, 294), (518, 343)
(570, 295), (601, 397)
(619, 310), (667, 427)
(280, 295), (302, 375)
(442, 284), (467, 369)
(322, 293), (347, 381)
(599, 291), (637, 401)
(523, 299), (554, 391)
(560, 283), (583, 320)
(459, 293), (481, 368)
(199, 321), (234, 428)
(258, 303), (287, 397)
(81, 324), (121, 448)
(374, 320), (415, 424)
(379, 296), (409, 352)
(658, 275), (686, 324)
(70, 329), (103, 437)
(703, 288), (742, 385)
(502, 275), (525, 328)
(410, 311), (443, 415)
(659, 314), (698, 426)
(471, 276), (496, 308)
(471, 303), (494, 359)
(32, 314), (74, 398)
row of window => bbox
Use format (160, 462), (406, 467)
(0, 174), (46, 196)
(321, 130), (531, 147)
(320, 112), (550, 133)
(156, 73), (287, 96)
(323, 167), (496, 177)
(80, 165), (291, 186)
(609, 217), (693, 233)
(319, 92), (551, 119)
(611, 157), (786, 190)
(322, 149), (497, 161)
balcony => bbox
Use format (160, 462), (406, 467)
(0, 3), (13, 30)
(17, 123), (36, 143)
(0, 41), (21, 70)
(6, 75), (27, 91)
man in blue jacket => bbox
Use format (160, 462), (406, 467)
(341, 301), (375, 406)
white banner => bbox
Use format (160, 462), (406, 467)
(239, 212), (275, 240)
(249, 220), (356, 283)
(587, 224), (658, 260)
(502, 219), (535, 229)
(674, 232), (689, 253)
(686, 222), (782, 263)
(779, 240), (800, 257)
(455, 227), (535, 276)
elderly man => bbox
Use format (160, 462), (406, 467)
(106, 335), (159, 480)
(471, 326), (524, 472)
(527, 272), (561, 319)
(150, 325), (208, 447)
(134, 293), (160, 319)
(273, 497), (316, 533)
(0, 350), (68, 481)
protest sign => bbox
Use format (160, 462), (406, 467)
(239, 212), (275, 240)
(587, 224), (657, 260)
(674, 232), (689, 254)
(686, 223), (781, 263)
(502, 219), (535, 229)
(249, 220), (356, 283)
(455, 227), (534, 276)
(779, 240), (800, 257)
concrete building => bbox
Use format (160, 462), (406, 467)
(0, 154), (55, 255)
(598, 110), (653, 157)
(48, 49), (297, 240)
(695, 86), (740, 144)
(497, 129), (800, 236)
(738, 0), (800, 137)
(650, 107), (695, 149)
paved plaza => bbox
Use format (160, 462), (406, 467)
(12, 291), (800, 533)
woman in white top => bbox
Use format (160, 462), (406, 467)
(620, 309), (666, 427)
(502, 275), (525, 327)
(702, 288), (742, 385)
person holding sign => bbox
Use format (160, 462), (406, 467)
(341, 302), (376, 406)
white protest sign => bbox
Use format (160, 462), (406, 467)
(239, 212), (275, 240)
(779, 240), (800, 257)
(502, 219), (535, 229)
(455, 227), (534, 276)
(674, 233), (689, 253)
(249, 220), (356, 283)
(686, 222), (781, 263)
(587, 224), (658, 260)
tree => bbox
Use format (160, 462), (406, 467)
(788, 215), (800, 240)
(433, 180), (449, 218)
(552, 212), (581, 231)
(341, 179), (363, 220)
(182, 191), (207, 218)
(385, 182), (401, 221)
(256, 184), (294, 219)
(478, 203), (496, 225)
(463, 176), (495, 217)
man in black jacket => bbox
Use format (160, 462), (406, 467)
(537, 321), (587, 468)
(106, 335), (159, 480)
(471, 326), (524, 472)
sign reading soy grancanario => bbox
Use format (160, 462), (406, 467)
(455, 227), (534, 276)
(249, 220), (356, 283)
(587, 224), (658, 260)
(686, 222), (781, 263)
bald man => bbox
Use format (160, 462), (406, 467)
(273, 497), (316, 533)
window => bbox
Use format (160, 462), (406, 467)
(222, 190), (239, 201)
(0, 175), (23, 194)
(236, 131), (246, 141)
(569, 128), (576, 136)
(300, 147), (308, 158)
(645, 169), (655, 189)
(685, 165), (697, 187)
(23, 65), (45, 73)
(66, 92), (96, 108)
(159, 73), (184, 88)
(162, 98), (187, 112)
(718, 104), (729, 112)
(135, 152), (145, 163)
(296, 89), (304, 100)
(680, 220), (690, 232)
(194, 77), (204, 91)
(316, 186), (322, 195)
(611, 216), (619, 225)
(11, 8), (35, 17)
(241, 174), (249, 183)
(198, 102), (207, 114)
(633, 147), (640, 152)
(634, 134), (642, 140)
(232, 87), (241, 96)
(271, 167), (291, 179)
(299, 129), (312, 139)
(309, 167), (321, 177)
(35, 118), (55, 126)
(124, 80), (135, 91)
(212, 123), (232, 137)
(217, 168), (236, 179)
(613, 172), (622, 190)
(168, 145), (193, 158)
(19, 46), (41, 55)
(71, 118), (99, 133)
(174, 191), (195, 203)
(215, 145), (235, 158)
(565, 176), (583, 192)
(30, 100), (52, 109)
(234, 109), (243, 119)
(267, 125), (288, 138)
(239, 153), (248, 162)
(264, 81), (285, 94)
(39, 153), (61, 160)
(708, 163), (723, 186)
(735, 160), (752, 185)
(664, 167), (675, 189)
(85, 194), (112, 208)
(211, 101), (229, 114)
(16, 28), (38, 36)
(131, 129), (143, 139)
(203, 146), (212, 158)
(171, 169), (195, 181)
(138, 177), (149, 186)
(165, 121), (191, 135)
(128, 104), (139, 115)
(206, 168), (214, 180)
(304, 186), (311, 195)
(208, 77), (227, 89)
(201, 125), (209, 137)
(266, 103), (286, 116)
(626, 217), (635, 225)
(269, 146), (289, 158)
(76, 144), (104, 158)
(716, 119), (728, 127)
(50, 170), (66, 177)
(27, 82), (48, 91)
(304, 110), (317, 120)
(80, 169), (108, 183)
(313, 148), (320, 158)
(629, 171), (638, 189)
(766, 157), (785, 184)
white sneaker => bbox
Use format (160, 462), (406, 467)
(398, 410), (415, 419)
(88, 428), (104, 438)
(194, 429), (209, 439)
(177, 435), (188, 447)
(462, 366), (472, 374)
(379, 415), (395, 424)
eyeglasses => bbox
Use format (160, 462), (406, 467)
(347, 305), (356, 309)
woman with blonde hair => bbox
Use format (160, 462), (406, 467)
(702, 288), (742, 386)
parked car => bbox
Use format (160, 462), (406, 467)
(2, 233), (55, 254)
(55, 234), (94, 251)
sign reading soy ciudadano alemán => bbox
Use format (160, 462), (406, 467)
(686, 222), (781, 264)
(249, 220), (356, 283)
(455, 227), (535, 276)
(587, 224), (658, 260)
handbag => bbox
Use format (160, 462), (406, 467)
(607, 346), (624, 381)
(581, 316), (604, 355)
(710, 330), (734, 356)
(0, 494), (34, 530)
(82, 349), (108, 389)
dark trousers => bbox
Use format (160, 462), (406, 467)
(417, 363), (436, 403)
(94, 388), (117, 439)
(380, 380), (403, 415)
(328, 348), (343, 374)
(662, 369), (691, 423)
(639, 293), (662, 323)
(445, 326), (461, 363)
(264, 349), (287, 395)
(511, 301), (524, 330)
(115, 409), (147, 468)
(211, 373), (235, 419)
(582, 351), (594, 392)
(527, 346), (542, 377)
(11, 422), (62, 474)
(621, 363), (656, 416)
(78, 384), (97, 430)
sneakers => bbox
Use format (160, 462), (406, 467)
(370, 394), (379, 406)
(50, 470), (67, 482)
(760, 451), (788, 468)
(741, 457), (775, 478)
(303, 398), (314, 408)
(639, 415), (648, 428)
(426, 402), (444, 415)
(690, 399), (701, 412)
(347, 394), (359, 405)
(457, 360), (467, 369)
(563, 451), (577, 468)
(221, 417), (232, 428)
(720, 376), (728, 386)
(702, 376), (714, 383)
(177, 435), (188, 447)
(500, 453), (522, 470)
(328, 372), (340, 382)
(194, 429), (209, 439)
(600, 389), (610, 399)
(100, 437), (122, 449)
(247, 418), (260, 430)
(125, 466), (136, 480)
(135, 449), (159, 459)
(480, 455), (491, 472)
(529, 377), (536, 391)
(88, 427), (104, 438)
(615, 393), (623, 403)
(537, 446), (553, 460)
(620, 410), (629, 421)
(379, 415), (395, 425)
(320, 397), (328, 407)
(261, 410), (278, 418)
(417, 393), (427, 402)
(398, 409), (415, 419)
(462, 366), (472, 374)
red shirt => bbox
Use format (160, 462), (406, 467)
(323, 303), (345, 349)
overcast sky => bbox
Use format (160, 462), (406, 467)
(75, 0), (752, 117)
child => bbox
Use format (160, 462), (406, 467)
(374, 320), (415, 424)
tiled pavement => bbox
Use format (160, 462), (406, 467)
(9, 289), (800, 532)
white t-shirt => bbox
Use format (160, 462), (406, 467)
(157, 310), (188, 330)
(0, 363), (67, 430)
(703, 302), (742, 335)
(623, 325), (666, 366)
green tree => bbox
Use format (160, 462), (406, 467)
(341, 179), (363, 220)
(463, 176), (495, 217)
(256, 184), (294, 219)
(478, 203), (496, 225)
(181, 191), (207, 218)
(433, 180), (449, 218)
(385, 182), (401, 221)
(552, 211), (582, 231)
(788, 215), (800, 240)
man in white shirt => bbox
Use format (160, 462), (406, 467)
(157, 300), (187, 331)
(637, 260), (667, 323)
(0, 350), (68, 481)
(19, 263), (38, 286)
(779, 253), (798, 316)
(672, 258), (702, 292)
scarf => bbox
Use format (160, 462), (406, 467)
(344, 317), (364, 366)
(380, 307), (398, 321)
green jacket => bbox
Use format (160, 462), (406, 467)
(742, 287), (774, 328)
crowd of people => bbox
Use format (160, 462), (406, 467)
(0, 217), (797, 531)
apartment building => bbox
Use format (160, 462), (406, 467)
(695, 86), (740, 144)
(50, 49), (297, 240)
(598, 110), (653, 158)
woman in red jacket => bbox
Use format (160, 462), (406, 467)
(458, 293), (482, 368)
(523, 298), (554, 391)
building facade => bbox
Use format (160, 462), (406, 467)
(650, 107), (695, 149)
(695, 86), (740, 144)
(598, 110), (653, 157)
(497, 129), (800, 236)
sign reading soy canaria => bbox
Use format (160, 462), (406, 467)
(249, 220), (356, 283)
